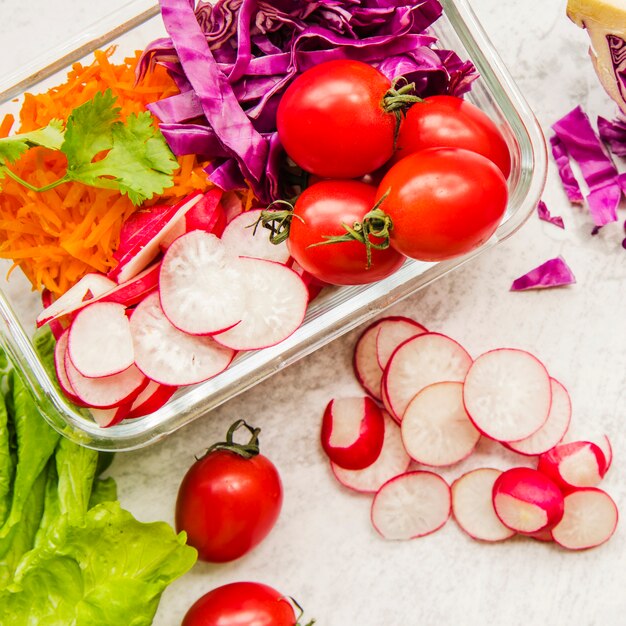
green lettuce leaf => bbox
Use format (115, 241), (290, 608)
(0, 393), (13, 525)
(0, 501), (197, 626)
(88, 477), (117, 509)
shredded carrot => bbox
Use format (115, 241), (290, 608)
(0, 47), (215, 295)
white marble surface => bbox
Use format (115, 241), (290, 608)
(2, 1), (626, 625)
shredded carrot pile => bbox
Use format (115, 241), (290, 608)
(0, 48), (213, 295)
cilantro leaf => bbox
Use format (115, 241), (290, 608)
(0, 120), (65, 164)
(66, 111), (179, 204)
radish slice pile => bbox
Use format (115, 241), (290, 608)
(323, 314), (617, 548)
(42, 190), (315, 427)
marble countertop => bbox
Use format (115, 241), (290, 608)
(2, 1), (626, 624)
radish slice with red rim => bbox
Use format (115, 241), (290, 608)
(221, 209), (290, 264)
(352, 320), (385, 400)
(537, 441), (607, 490)
(90, 403), (132, 428)
(492, 467), (564, 534)
(331, 412), (410, 493)
(371, 471), (451, 540)
(401, 381), (480, 467)
(65, 356), (147, 409)
(211, 257), (308, 351)
(126, 380), (178, 419)
(451, 468), (516, 542)
(380, 378), (400, 423)
(375, 317), (427, 370)
(463, 348), (552, 442)
(54, 330), (85, 404)
(506, 378), (572, 456)
(130, 292), (236, 386)
(67, 302), (134, 378)
(321, 396), (385, 470)
(159, 231), (246, 335)
(551, 488), (618, 550)
(384, 332), (472, 422)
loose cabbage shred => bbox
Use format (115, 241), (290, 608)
(510, 256), (576, 292)
(537, 200), (564, 229)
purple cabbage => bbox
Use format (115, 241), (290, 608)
(536, 200), (564, 229)
(510, 256), (576, 292)
(143, 0), (477, 202)
(549, 135), (583, 205)
(597, 115), (626, 157)
(552, 106), (621, 226)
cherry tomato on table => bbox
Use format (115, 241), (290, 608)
(393, 95), (512, 177)
(287, 180), (405, 286)
(182, 582), (313, 626)
(277, 59), (406, 179)
(375, 147), (509, 261)
(175, 420), (283, 563)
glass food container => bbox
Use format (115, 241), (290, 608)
(0, 0), (548, 451)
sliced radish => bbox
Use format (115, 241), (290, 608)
(492, 467), (564, 534)
(211, 257), (308, 351)
(126, 380), (178, 419)
(564, 431), (613, 474)
(384, 332), (472, 422)
(401, 381), (480, 467)
(221, 209), (290, 264)
(537, 441), (607, 491)
(463, 348), (551, 442)
(321, 397), (385, 470)
(380, 378), (399, 423)
(290, 260), (326, 303)
(159, 231), (246, 335)
(99, 261), (160, 307)
(375, 317), (427, 370)
(598, 435), (613, 472)
(331, 412), (410, 493)
(67, 302), (134, 378)
(111, 191), (203, 284)
(506, 378), (572, 456)
(130, 292), (236, 386)
(65, 356), (147, 409)
(551, 488), (618, 550)
(36, 273), (116, 327)
(371, 471), (451, 540)
(352, 320), (385, 400)
(54, 330), (85, 405)
(451, 468), (516, 542)
(90, 403), (132, 428)
(529, 528), (554, 542)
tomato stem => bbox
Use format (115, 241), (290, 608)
(202, 419), (261, 459)
(254, 200), (303, 245)
(309, 189), (393, 269)
(288, 596), (316, 626)
(383, 78), (422, 147)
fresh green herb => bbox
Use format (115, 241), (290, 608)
(0, 90), (178, 205)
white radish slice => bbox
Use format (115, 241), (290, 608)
(54, 330), (84, 404)
(112, 191), (204, 284)
(463, 348), (551, 442)
(564, 431), (613, 473)
(90, 403), (131, 428)
(384, 333), (472, 422)
(401, 381), (480, 467)
(380, 378), (400, 423)
(375, 317), (427, 370)
(537, 441), (607, 490)
(36, 273), (116, 327)
(67, 302), (134, 378)
(451, 468), (516, 542)
(331, 412), (410, 493)
(551, 488), (618, 550)
(65, 356), (147, 409)
(126, 380), (178, 419)
(506, 378), (572, 456)
(159, 231), (246, 335)
(321, 397), (385, 470)
(211, 257), (308, 351)
(352, 320), (385, 400)
(221, 209), (290, 264)
(492, 467), (564, 534)
(130, 292), (236, 386)
(99, 261), (160, 307)
(371, 471), (451, 540)
(599, 435), (613, 472)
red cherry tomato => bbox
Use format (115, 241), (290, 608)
(175, 420), (282, 563)
(376, 147), (509, 261)
(182, 582), (299, 626)
(287, 180), (405, 286)
(277, 60), (397, 178)
(394, 95), (511, 178)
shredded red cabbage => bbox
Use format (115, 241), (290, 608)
(537, 200), (564, 229)
(597, 115), (626, 157)
(510, 256), (576, 292)
(549, 136), (583, 205)
(143, 0), (477, 202)
(552, 106), (621, 226)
